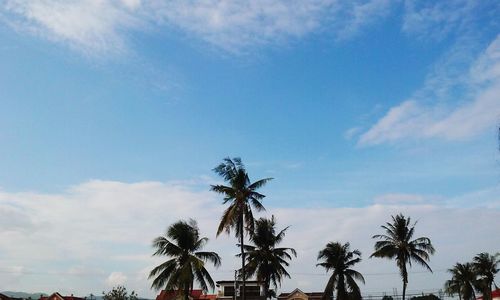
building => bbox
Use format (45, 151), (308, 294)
(278, 289), (324, 300)
(216, 280), (266, 300)
(39, 293), (85, 300)
(155, 290), (217, 300)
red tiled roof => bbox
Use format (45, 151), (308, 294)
(40, 293), (85, 300)
(476, 289), (500, 300)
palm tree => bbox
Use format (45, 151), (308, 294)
(444, 262), (477, 300)
(472, 252), (499, 300)
(445, 278), (462, 300)
(370, 213), (435, 300)
(149, 219), (221, 300)
(211, 157), (272, 300)
(240, 216), (297, 299)
(317, 242), (365, 300)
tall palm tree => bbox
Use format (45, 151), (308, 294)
(317, 242), (365, 300)
(240, 216), (297, 299)
(472, 252), (499, 300)
(211, 157), (272, 300)
(370, 214), (435, 300)
(149, 219), (221, 300)
(444, 262), (477, 300)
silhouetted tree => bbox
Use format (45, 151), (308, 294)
(317, 242), (365, 300)
(472, 252), (499, 300)
(211, 157), (272, 300)
(103, 286), (137, 300)
(240, 216), (296, 298)
(444, 262), (477, 300)
(371, 214), (435, 300)
(149, 219), (221, 300)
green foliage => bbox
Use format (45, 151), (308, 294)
(410, 294), (440, 300)
(241, 216), (296, 298)
(149, 219), (221, 297)
(102, 286), (138, 300)
(444, 262), (477, 300)
(371, 214), (435, 300)
(444, 252), (499, 300)
(317, 242), (365, 300)
(472, 252), (499, 300)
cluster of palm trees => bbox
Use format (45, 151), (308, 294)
(445, 253), (499, 300)
(147, 157), (480, 300)
(148, 157), (293, 300)
(318, 214), (435, 300)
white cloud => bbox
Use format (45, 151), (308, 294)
(358, 34), (500, 145)
(106, 272), (128, 287)
(1, 0), (397, 55)
(344, 126), (362, 140)
(0, 179), (499, 297)
(374, 193), (428, 205)
(402, 0), (479, 40)
(335, 0), (393, 40)
(2, 0), (144, 55)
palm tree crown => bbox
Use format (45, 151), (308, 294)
(149, 219), (221, 300)
(444, 262), (477, 300)
(370, 214), (435, 300)
(212, 157), (272, 237)
(211, 157), (272, 300)
(317, 242), (365, 300)
(241, 216), (297, 298)
(472, 252), (499, 300)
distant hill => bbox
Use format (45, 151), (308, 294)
(1, 292), (152, 300)
(1, 292), (47, 299)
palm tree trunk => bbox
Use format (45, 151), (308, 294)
(337, 274), (346, 300)
(184, 283), (190, 300)
(240, 215), (246, 300)
(401, 263), (408, 300)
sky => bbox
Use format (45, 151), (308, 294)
(0, 0), (499, 298)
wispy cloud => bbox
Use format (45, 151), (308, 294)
(374, 193), (434, 205)
(402, 0), (480, 40)
(1, 0), (398, 56)
(358, 33), (500, 146)
(2, 0), (144, 55)
(334, 0), (393, 40)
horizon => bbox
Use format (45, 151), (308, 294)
(0, 0), (499, 298)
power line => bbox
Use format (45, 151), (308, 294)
(211, 269), (449, 276)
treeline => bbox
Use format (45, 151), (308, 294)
(144, 158), (498, 300)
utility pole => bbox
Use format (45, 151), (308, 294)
(234, 270), (238, 300)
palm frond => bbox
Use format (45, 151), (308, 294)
(248, 178), (273, 190)
(195, 251), (222, 267)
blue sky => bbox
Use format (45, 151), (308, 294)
(0, 0), (499, 297)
